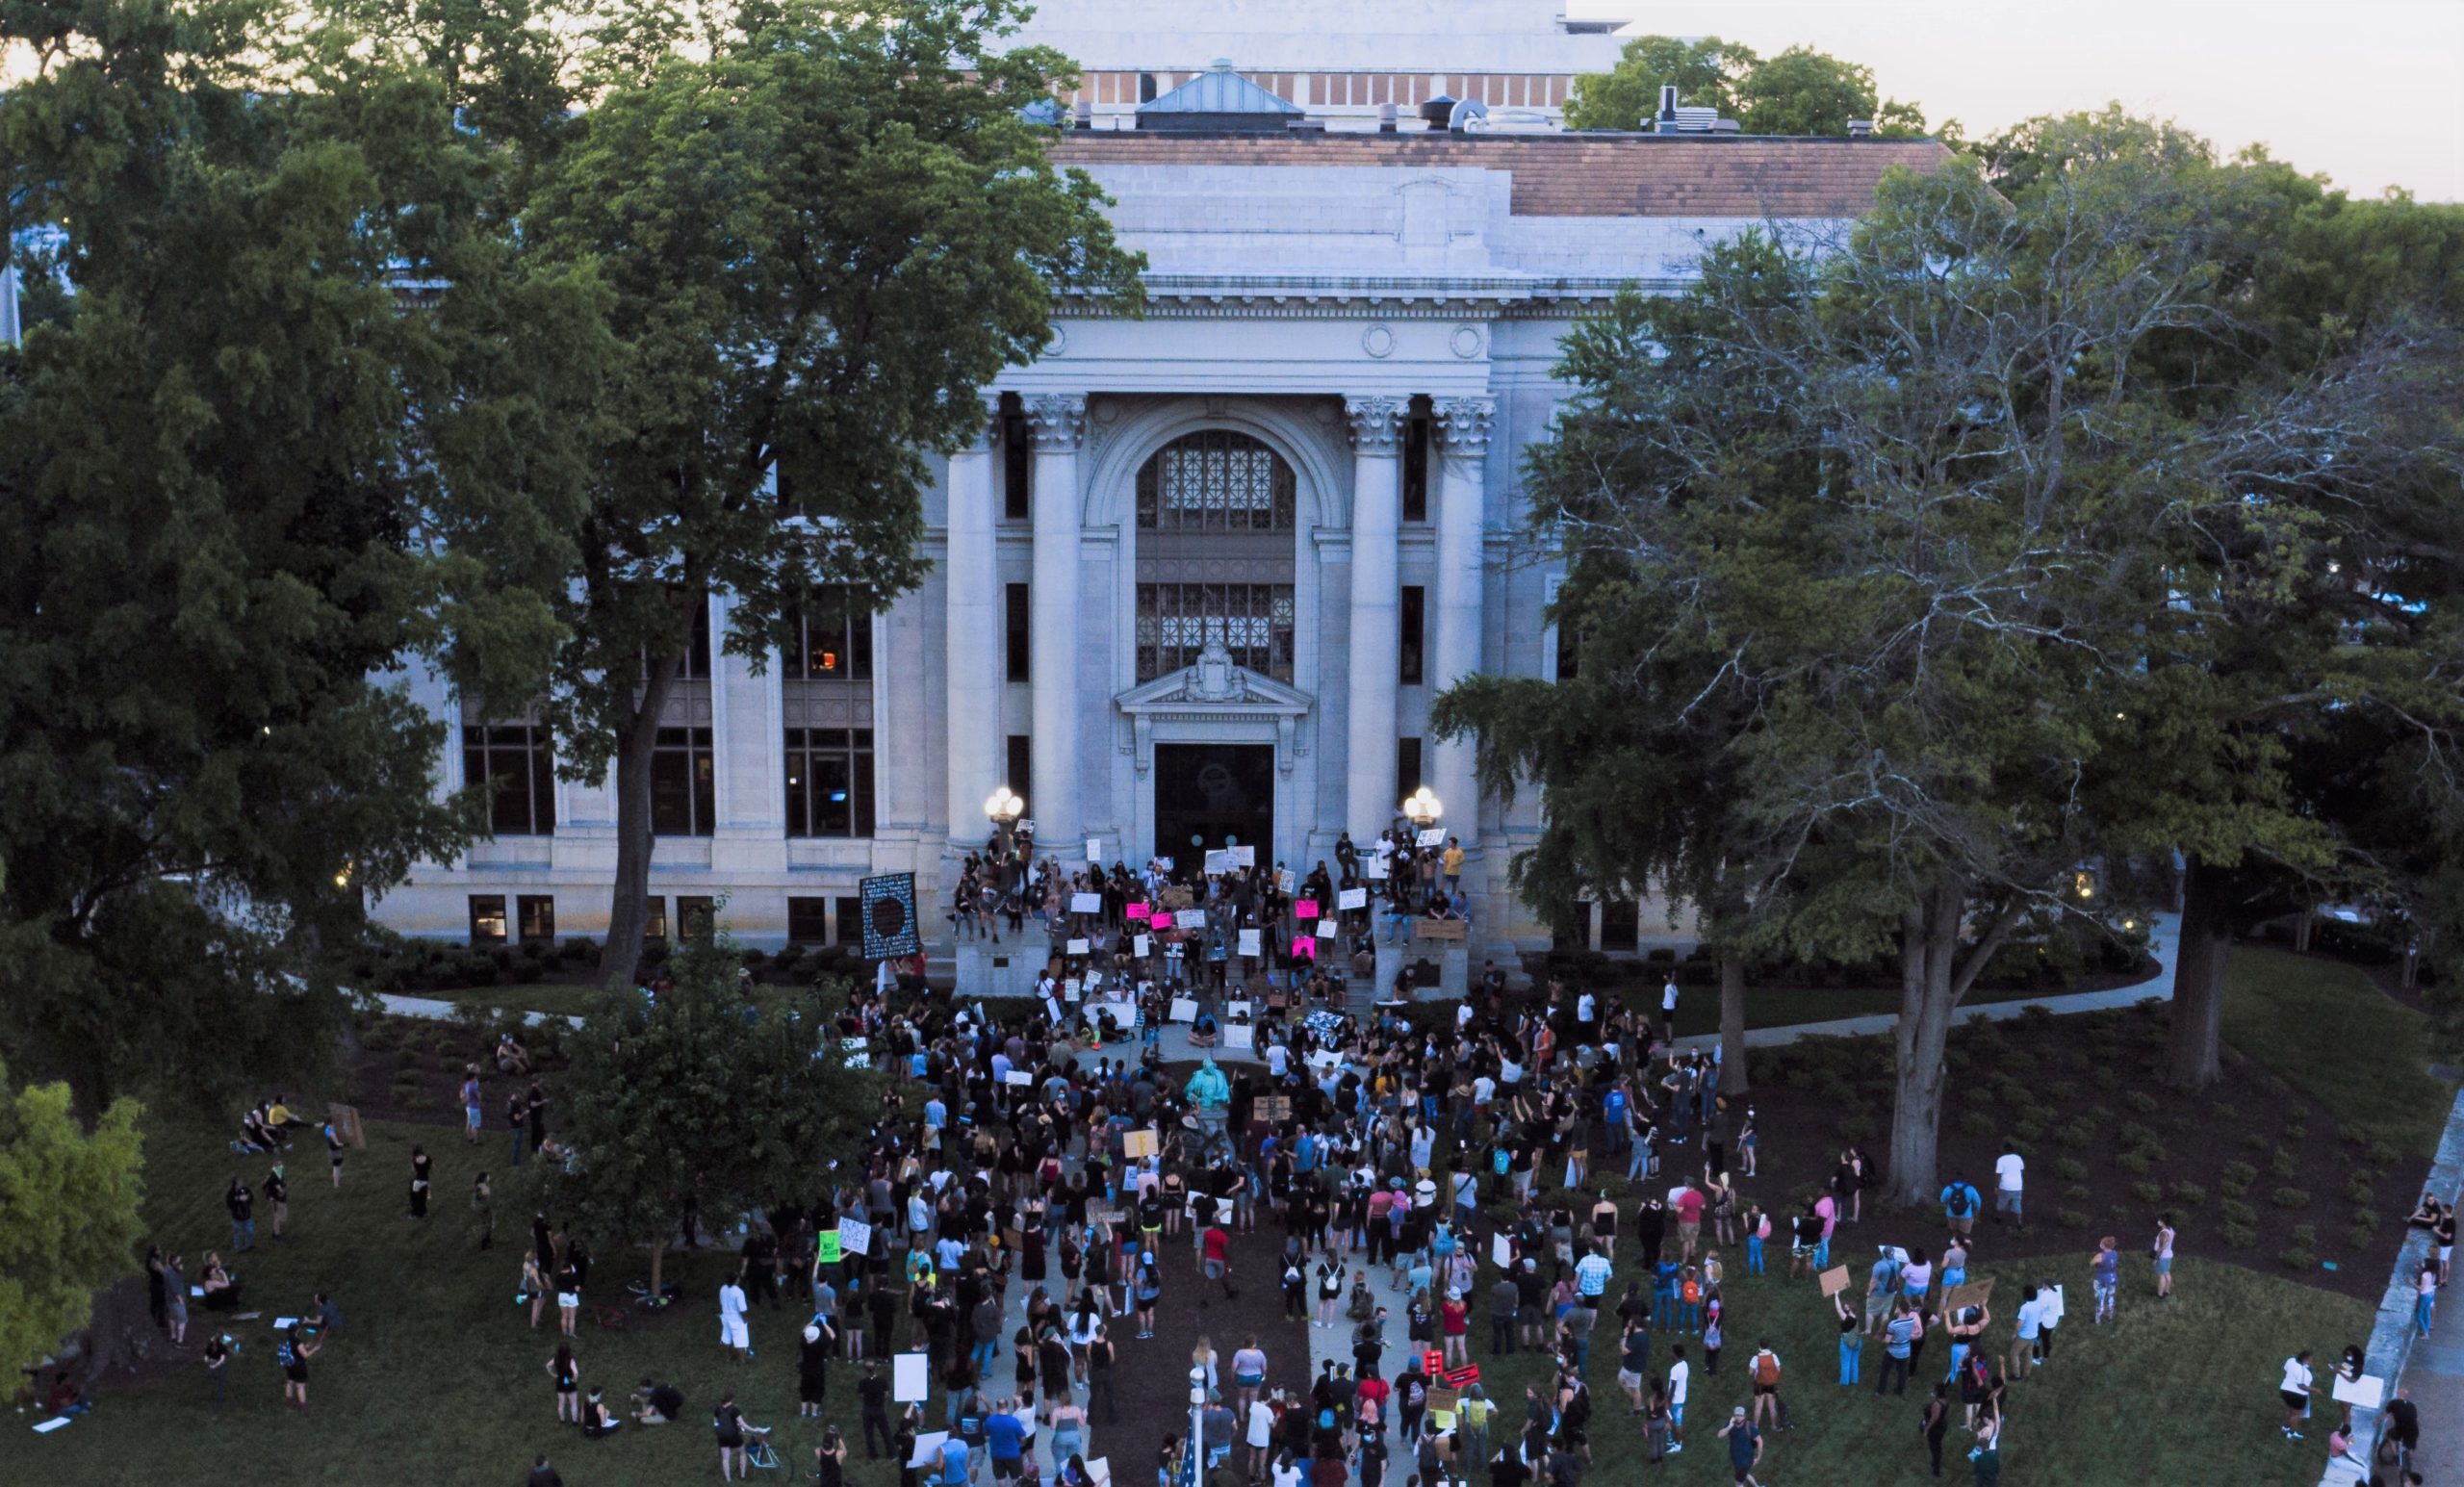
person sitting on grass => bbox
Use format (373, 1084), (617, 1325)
(496, 1033), (533, 1076)
(47, 1372), (92, 1417)
(582, 1386), (622, 1438)
(199, 1253), (242, 1313)
(631, 1377), (683, 1424)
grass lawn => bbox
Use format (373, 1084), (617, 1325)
(2223, 945), (2451, 1156)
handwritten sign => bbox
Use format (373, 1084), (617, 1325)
(2332, 1372), (2386, 1409)
(1204, 849), (1239, 875)
(1070, 893), (1102, 915)
(1005, 1070), (1035, 1088)
(837, 1218), (873, 1256)
(1941, 1277), (1995, 1316)
(1066, 937), (1091, 956)
(1339, 887), (1368, 910)
(1087, 838), (1102, 863)
(1292, 936), (1317, 961)
(1125, 903), (1151, 923)
(326, 1101), (367, 1149)
(1229, 1000), (1252, 1019)
(1123, 1128), (1161, 1160)
(1278, 870), (1296, 893)
(1226, 1024), (1255, 1050)
(1414, 918), (1468, 941)
(1064, 978), (1082, 1000)
(894, 1353), (932, 1405)
(1260, 1095), (1293, 1123)
(1364, 859), (1389, 881)
(818, 1232), (843, 1265)
(1317, 919), (1338, 939)
(1175, 909), (1209, 930)
(1133, 936), (1151, 958)
(1168, 996), (1199, 1023)
(1238, 928), (1262, 957)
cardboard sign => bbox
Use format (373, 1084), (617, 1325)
(1005, 1070), (1035, 1088)
(1123, 1128), (1161, 1159)
(894, 1353), (932, 1404)
(1168, 996), (1200, 1023)
(1125, 903), (1151, 923)
(1066, 937), (1091, 956)
(1940, 1277), (1995, 1316)
(1134, 936), (1152, 959)
(325, 1101), (367, 1149)
(1428, 1387), (1460, 1415)
(1259, 1095), (1294, 1122)
(1414, 917), (1469, 941)
(1226, 1024), (1255, 1050)
(2331, 1372), (2386, 1409)
(860, 872), (922, 959)
(818, 1232), (843, 1265)
(1070, 893), (1102, 915)
(1238, 929), (1262, 957)
(1296, 900), (1320, 919)
(1292, 936), (1317, 961)
(1316, 919), (1339, 939)
(1339, 887), (1369, 910)
(1176, 909), (1209, 930)
(1364, 859), (1389, 881)
(1417, 828), (1446, 847)
(836, 1218), (874, 1256)
(1818, 1266), (1853, 1298)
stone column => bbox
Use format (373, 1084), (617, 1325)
(1344, 395), (1403, 839)
(1431, 396), (1493, 859)
(1027, 393), (1087, 852)
(943, 404), (1002, 851)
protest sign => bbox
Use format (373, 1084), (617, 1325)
(1414, 918), (1468, 941)
(1296, 900), (1319, 919)
(1004, 1070), (1034, 1088)
(1125, 903), (1150, 923)
(859, 872), (921, 959)
(1316, 919), (1338, 939)
(1237, 928), (1262, 957)
(1123, 1128), (1161, 1159)
(1818, 1266), (1853, 1297)
(1417, 828), (1446, 847)
(818, 1232), (843, 1265)
(1066, 937), (1091, 955)
(1941, 1277), (1995, 1316)
(1292, 936), (1316, 960)
(1226, 1024), (1254, 1050)
(1168, 996), (1200, 1023)
(1176, 909), (1209, 930)
(1070, 892), (1102, 914)
(1339, 887), (1368, 910)
(894, 1354), (932, 1404)
(1086, 838), (1101, 863)
(1133, 936), (1152, 958)
(836, 1218), (873, 1256)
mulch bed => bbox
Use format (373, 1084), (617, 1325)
(1106, 1221), (1310, 1467)
(1725, 1000), (2426, 1302)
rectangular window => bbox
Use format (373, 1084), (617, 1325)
(1401, 412), (1431, 523)
(787, 896), (831, 944)
(835, 895), (865, 948)
(1554, 622), (1579, 681)
(517, 894), (556, 943)
(461, 723), (556, 835)
(1399, 586), (1426, 685)
(644, 897), (668, 942)
(648, 595), (713, 682)
(1006, 735), (1032, 805)
(651, 727), (715, 836)
(1601, 900), (1641, 952)
(1005, 582), (1031, 681)
(775, 453), (808, 516)
(676, 895), (716, 940)
(1001, 400), (1033, 521)
(1397, 736), (1424, 800)
(1134, 583), (1296, 682)
(1552, 901), (1590, 951)
(783, 586), (873, 680)
(468, 894), (507, 946)
(783, 728), (876, 838)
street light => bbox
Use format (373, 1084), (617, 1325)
(985, 785), (1025, 831)
(1187, 1365), (1209, 1487)
(1401, 785), (1443, 830)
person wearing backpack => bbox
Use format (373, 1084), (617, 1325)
(1282, 1255), (1309, 1320)
(1749, 1343), (1784, 1431)
(1939, 1176), (1981, 1241)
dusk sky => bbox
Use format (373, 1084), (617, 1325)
(1570, 0), (2464, 200)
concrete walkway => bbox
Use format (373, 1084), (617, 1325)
(2326, 1083), (2464, 1487)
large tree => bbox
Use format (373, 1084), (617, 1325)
(1564, 34), (1756, 132)
(530, 933), (877, 1296)
(1463, 125), (2429, 1202)
(0, 0), (605, 1113)
(1564, 34), (1931, 137)
(0, 1055), (145, 1373)
(512, 0), (1142, 979)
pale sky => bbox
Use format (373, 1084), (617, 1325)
(1569, 0), (2464, 201)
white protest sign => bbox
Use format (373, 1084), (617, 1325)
(1066, 937), (1091, 955)
(1004, 1070), (1034, 1088)
(1364, 859), (1389, 881)
(1278, 869), (1296, 893)
(1134, 935), (1151, 958)
(1226, 1024), (1255, 1050)
(1087, 837), (1101, 863)
(1339, 886), (1369, 910)
(1492, 1233), (1513, 1267)
(1064, 978), (1082, 1000)
(1229, 1000), (1252, 1020)
(1175, 910), (1208, 930)
(1238, 928), (1262, 957)
(1168, 996), (1200, 1023)
(893, 1352), (932, 1403)
(1204, 849), (1239, 875)
(908, 1430), (950, 1467)
(1417, 828), (1446, 847)
(1070, 892), (1102, 914)
(1317, 919), (1339, 939)
(836, 1217), (874, 1257)
(2332, 1372), (2385, 1409)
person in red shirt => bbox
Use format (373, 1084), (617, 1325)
(1203, 1223), (1239, 1300)
(1354, 1371), (1391, 1438)
(1440, 1288), (1472, 1369)
(1675, 1186), (1707, 1262)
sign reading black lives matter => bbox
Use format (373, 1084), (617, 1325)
(860, 872), (921, 960)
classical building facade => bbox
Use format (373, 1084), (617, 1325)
(370, 6), (1946, 957)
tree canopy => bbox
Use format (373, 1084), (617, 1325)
(0, 1058), (145, 1373)
(1565, 34), (1932, 137)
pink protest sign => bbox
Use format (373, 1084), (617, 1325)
(1295, 900), (1319, 920)
(1124, 903), (1150, 923)
(1291, 935), (1317, 961)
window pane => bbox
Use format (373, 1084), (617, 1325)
(692, 745), (714, 838)
(678, 895), (715, 939)
(469, 894), (507, 945)
(835, 895), (863, 947)
(855, 747), (876, 837)
(518, 895), (555, 942)
(784, 743), (810, 837)
(811, 755), (853, 836)
(644, 897), (668, 941)
(651, 748), (693, 834)
(787, 896), (830, 943)
(1135, 431), (1295, 533)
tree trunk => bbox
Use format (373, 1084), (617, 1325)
(649, 1234), (667, 1300)
(1718, 959), (1749, 1094)
(2163, 859), (2232, 1088)
(602, 654), (680, 984)
(1886, 880), (2023, 1207)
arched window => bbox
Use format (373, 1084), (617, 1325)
(1135, 430), (1296, 532)
(1134, 430), (1298, 682)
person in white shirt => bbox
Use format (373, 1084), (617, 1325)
(2008, 1289), (2042, 1380)
(719, 1276), (751, 1362)
(1993, 1147), (2025, 1222)
(2279, 1349), (2314, 1440)
(1660, 979), (1680, 1044)
(1665, 1346), (1690, 1453)
(2034, 1281), (2065, 1362)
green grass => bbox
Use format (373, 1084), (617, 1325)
(2222, 946), (2452, 1155)
(1664, 977), (2086, 1038)
(1463, 1251), (2361, 1487)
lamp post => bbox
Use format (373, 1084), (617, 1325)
(986, 784), (1025, 856)
(1401, 785), (1443, 833)
(1187, 1365), (1209, 1487)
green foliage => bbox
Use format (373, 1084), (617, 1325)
(2221, 1198), (2259, 1228)
(525, 935), (878, 1292)
(2116, 1150), (2156, 1175)
(0, 1063), (146, 1373)
(2058, 1119), (2098, 1150)
(2169, 1181), (2209, 1207)
(2271, 1148), (2300, 1180)
(1564, 34), (1755, 130)
(2132, 1181), (2166, 1205)
(2220, 1162), (2257, 1196)
(2056, 1158), (2090, 1182)
(2222, 1223), (2258, 1249)
(2349, 1207), (2381, 1234)
(2279, 1244), (2318, 1271)
(1959, 1112), (1997, 1138)
(2282, 1122), (2309, 1141)
(2123, 1090), (2160, 1115)
(2272, 1187), (2313, 1211)
(2057, 1209), (2092, 1229)
(2064, 1184), (2092, 1203)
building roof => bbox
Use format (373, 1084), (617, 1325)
(1137, 62), (1304, 125)
(1048, 132), (1954, 219)
(1003, 0), (1633, 73)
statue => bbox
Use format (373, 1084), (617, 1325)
(1184, 1058), (1230, 1112)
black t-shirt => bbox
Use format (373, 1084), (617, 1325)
(652, 1383), (684, 1417)
(1489, 1450), (1531, 1487)
(860, 1375), (890, 1413)
(715, 1403), (745, 1445)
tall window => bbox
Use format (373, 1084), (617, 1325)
(1000, 391), (1032, 521)
(835, 895), (864, 947)
(1401, 400), (1433, 523)
(651, 727), (715, 835)
(1005, 583), (1032, 681)
(648, 595), (713, 681)
(517, 895), (556, 942)
(1136, 584), (1296, 681)
(462, 724), (555, 835)
(787, 897), (831, 943)
(677, 895), (716, 940)
(1399, 586), (1426, 684)
(1006, 735), (1032, 804)
(784, 728), (876, 837)
(783, 586), (872, 680)
(1397, 736), (1424, 800)
(643, 897), (669, 942)
(1136, 430), (1296, 533)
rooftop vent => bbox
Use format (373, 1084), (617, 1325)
(1847, 118), (1874, 138)
(1649, 85), (1739, 135)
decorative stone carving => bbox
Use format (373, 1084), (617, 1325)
(1345, 394), (1403, 451)
(1450, 323), (1485, 359)
(1436, 395), (1495, 454)
(1025, 392), (1088, 451)
(1361, 322), (1397, 358)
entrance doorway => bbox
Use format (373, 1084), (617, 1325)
(1153, 744), (1273, 873)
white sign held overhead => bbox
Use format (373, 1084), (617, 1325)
(893, 1352), (932, 1404)
(1004, 1070), (1034, 1087)
(836, 1218), (874, 1257)
(1237, 928), (1262, 957)
(1133, 935), (1151, 958)
(1175, 909), (1209, 930)
(1087, 837), (1102, 863)
(1417, 827), (1446, 847)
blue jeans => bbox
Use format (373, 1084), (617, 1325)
(232, 1218), (255, 1252)
(1814, 1237), (1830, 1269)
(1654, 1293), (1674, 1328)
(1746, 1236), (1764, 1273)
(1838, 1336), (1861, 1384)
(973, 1341), (997, 1376)
(1946, 1341), (1968, 1382)
(2420, 1293), (2437, 1337)
(1679, 1302), (1699, 1333)
(510, 1125), (526, 1165)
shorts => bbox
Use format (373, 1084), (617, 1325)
(723, 1319), (750, 1348)
(467, 1107), (482, 1130)
(285, 1363), (308, 1384)
(558, 1292), (580, 1309)
(1789, 1241), (1810, 1257)
(1679, 1221), (1700, 1243)
(1236, 1373), (1264, 1389)
(1671, 1402), (1685, 1429)
(994, 1459), (1023, 1481)
(1752, 1383), (1776, 1397)
(2280, 1391), (2308, 1412)
(2153, 1256), (2172, 1275)
(1617, 1370), (1642, 1391)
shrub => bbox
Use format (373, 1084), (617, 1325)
(2056, 1158), (2090, 1182)
(2293, 1223), (2318, 1248)
(2118, 1121), (2161, 1151)
(514, 961), (546, 985)
(2221, 1222), (2257, 1249)
(2271, 1148), (2300, 1180)
(2048, 1079), (2080, 1103)
(2239, 1131), (2273, 1152)
(2348, 1223), (2379, 1250)
(2272, 1187), (2312, 1211)
(390, 1069), (424, 1106)
(489, 945), (515, 971)
(2132, 1181), (2166, 1205)
(2065, 1184), (2092, 1203)
(2220, 1198), (2258, 1229)
(518, 938), (548, 961)
(2092, 1066), (2119, 1090)
(2057, 1209), (2092, 1229)
(2283, 1121), (2309, 1141)
(2369, 1140), (2401, 1170)
(2168, 1181), (2208, 1207)
(2005, 1139), (2036, 1159)
(2057, 1119), (2097, 1149)
(2350, 1207), (2381, 1234)
(2220, 1161), (2257, 1196)
(2014, 1119), (2046, 1142)
(2346, 1178), (2376, 1207)
(2116, 1150), (2155, 1175)
(2279, 1244), (2317, 1271)
(1959, 1112), (1996, 1138)
(2211, 1101), (2238, 1121)
(2123, 1090), (2160, 1115)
